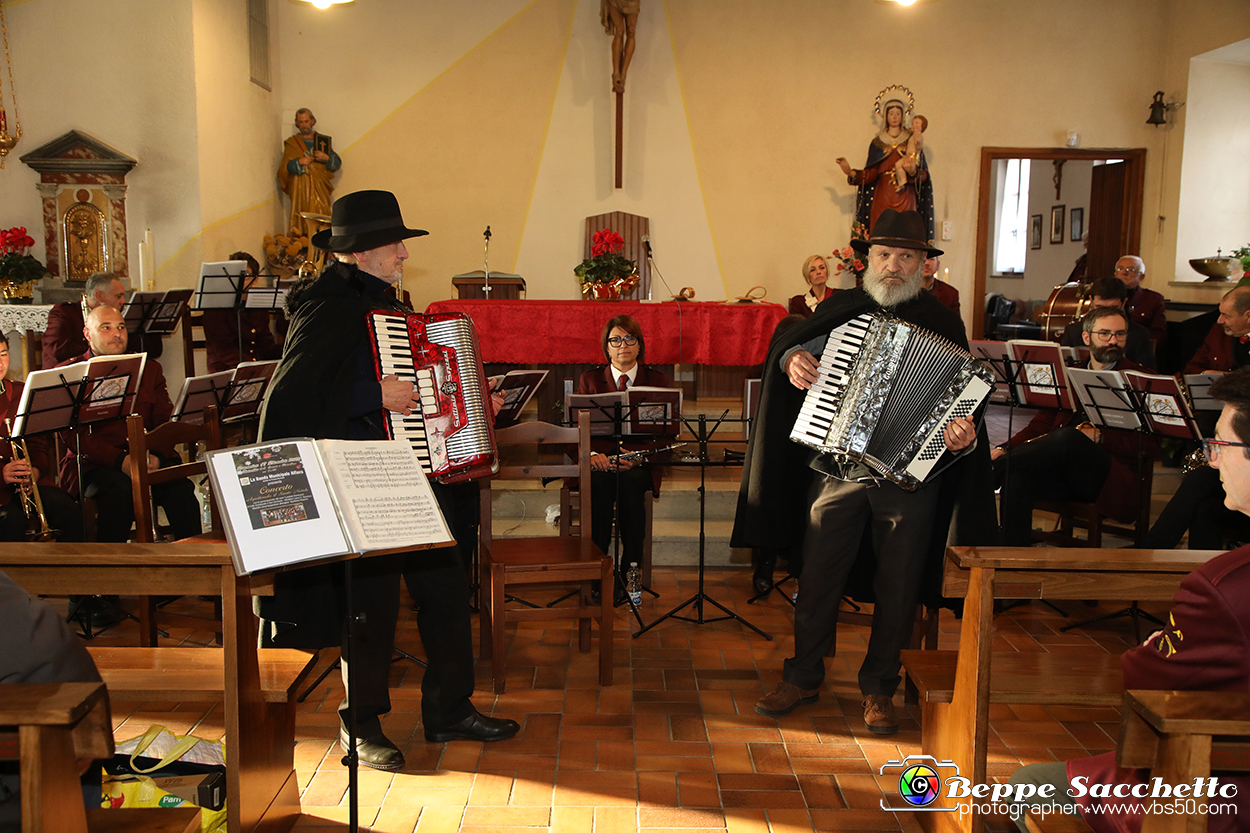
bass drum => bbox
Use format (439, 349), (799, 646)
(1038, 281), (1091, 342)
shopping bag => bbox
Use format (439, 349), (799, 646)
(100, 725), (228, 833)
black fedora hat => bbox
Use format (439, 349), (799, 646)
(311, 190), (429, 253)
(850, 209), (943, 257)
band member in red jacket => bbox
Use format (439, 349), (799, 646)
(1115, 256), (1167, 347)
(577, 315), (670, 598)
(1007, 367), (1250, 833)
(993, 306), (1159, 545)
(1185, 286), (1250, 375)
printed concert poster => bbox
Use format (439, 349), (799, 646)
(231, 444), (320, 530)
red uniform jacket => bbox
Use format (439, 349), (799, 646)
(41, 302), (156, 370)
(55, 351), (174, 498)
(1183, 321), (1238, 374)
(0, 380), (55, 508)
(1066, 545), (1250, 833)
(577, 364), (672, 495)
(1125, 286), (1167, 345)
(925, 279), (961, 316)
(202, 308), (283, 373)
(1006, 358), (1159, 522)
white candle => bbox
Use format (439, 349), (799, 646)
(137, 241), (147, 289)
(144, 229), (155, 290)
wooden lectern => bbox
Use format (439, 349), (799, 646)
(452, 271), (526, 300)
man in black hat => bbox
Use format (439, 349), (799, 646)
(734, 209), (984, 735)
(257, 190), (518, 771)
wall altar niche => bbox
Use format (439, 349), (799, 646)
(19, 130), (137, 283)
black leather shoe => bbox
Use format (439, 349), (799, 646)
(424, 709), (520, 743)
(339, 728), (405, 771)
(752, 555), (776, 596)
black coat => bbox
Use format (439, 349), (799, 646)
(731, 287), (999, 604)
(253, 260), (409, 646)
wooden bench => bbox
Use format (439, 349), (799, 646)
(0, 681), (200, 833)
(1024, 690), (1250, 833)
(900, 546), (1217, 833)
(86, 646), (317, 704)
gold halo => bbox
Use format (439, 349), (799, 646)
(874, 85), (915, 119)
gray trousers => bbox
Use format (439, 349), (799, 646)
(782, 472), (940, 696)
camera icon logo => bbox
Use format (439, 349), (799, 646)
(879, 755), (960, 812)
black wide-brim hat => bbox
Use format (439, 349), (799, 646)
(311, 190), (429, 253)
(850, 209), (943, 257)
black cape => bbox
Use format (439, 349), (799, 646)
(731, 287), (999, 606)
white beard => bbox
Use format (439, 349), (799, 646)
(862, 263), (923, 307)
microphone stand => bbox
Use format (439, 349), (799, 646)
(482, 226), (492, 299)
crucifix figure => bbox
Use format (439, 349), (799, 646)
(602, 0), (639, 188)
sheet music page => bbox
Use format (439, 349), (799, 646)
(317, 440), (454, 553)
(1066, 368), (1140, 430)
(207, 440), (352, 575)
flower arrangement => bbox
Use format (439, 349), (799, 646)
(831, 222), (870, 286)
(575, 228), (638, 300)
(263, 229), (310, 272)
(0, 227), (46, 302)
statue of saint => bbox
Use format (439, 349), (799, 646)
(277, 108), (341, 238)
(602, 0), (640, 93)
(836, 88), (935, 244)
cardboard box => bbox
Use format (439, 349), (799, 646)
(149, 771), (225, 810)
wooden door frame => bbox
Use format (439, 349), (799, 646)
(972, 147), (1146, 338)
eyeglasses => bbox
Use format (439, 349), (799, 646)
(1203, 437), (1250, 463)
(1114, 266), (1142, 275)
(607, 335), (638, 347)
(1089, 329), (1129, 340)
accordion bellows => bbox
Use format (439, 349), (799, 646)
(790, 312), (994, 491)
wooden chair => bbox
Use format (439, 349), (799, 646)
(1034, 463), (1154, 548)
(128, 405), (222, 645)
(1024, 689), (1250, 833)
(179, 306), (206, 379)
(479, 411), (613, 694)
(560, 479), (654, 588)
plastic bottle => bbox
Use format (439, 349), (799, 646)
(626, 566), (642, 607)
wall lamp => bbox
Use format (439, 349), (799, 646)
(289, 0), (355, 9)
(1147, 91), (1184, 126)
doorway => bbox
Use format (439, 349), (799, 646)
(973, 147), (1146, 339)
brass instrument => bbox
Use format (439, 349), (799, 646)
(5, 418), (57, 541)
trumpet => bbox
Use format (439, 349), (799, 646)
(5, 419), (58, 541)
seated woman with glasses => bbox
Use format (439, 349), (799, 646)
(577, 315), (671, 602)
(990, 306), (1160, 546)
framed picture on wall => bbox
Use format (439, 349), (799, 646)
(1070, 207), (1084, 242)
(1050, 205), (1065, 244)
(1030, 215), (1043, 250)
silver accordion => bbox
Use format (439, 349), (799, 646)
(790, 312), (993, 491)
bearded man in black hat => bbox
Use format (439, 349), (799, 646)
(734, 208), (988, 735)
(257, 190), (519, 771)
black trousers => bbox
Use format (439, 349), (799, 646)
(340, 481), (477, 737)
(783, 472), (940, 696)
(0, 485), (85, 542)
(590, 466), (652, 568)
(996, 427), (1112, 546)
(81, 465), (201, 543)
(1141, 464), (1250, 550)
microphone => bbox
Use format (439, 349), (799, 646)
(642, 234), (652, 255)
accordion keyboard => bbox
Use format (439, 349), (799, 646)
(791, 314), (873, 449)
(371, 312), (434, 470)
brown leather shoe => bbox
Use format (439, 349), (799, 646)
(754, 681), (819, 717)
(862, 694), (899, 735)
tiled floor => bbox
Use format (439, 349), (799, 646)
(93, 569), (1161, 832)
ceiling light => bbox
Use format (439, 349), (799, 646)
(289, 0), (355, 10)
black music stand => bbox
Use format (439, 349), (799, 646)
(14, 354), (156, 637)
(193, 261), (285, 372)
(635, 412), (772, 640)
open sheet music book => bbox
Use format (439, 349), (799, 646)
(194, 261), (248, 310)
(566, 387), (683, 437)
(487, 369), (548, 427)
(12, 353), (146, 437)
(207, 439), (455, 576)
(1065, 368), (1140, 430)
(1124, 371), (1201, 440)
(1006, 339), (1074, 410)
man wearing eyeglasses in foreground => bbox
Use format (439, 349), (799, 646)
(992, 306), (1159, 545)
(1005, 368), (1250, 833)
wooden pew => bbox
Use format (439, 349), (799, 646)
(0, 681), (200, 833)
(900, 546), (1218, 833)
(1024, 691), (1250, 833)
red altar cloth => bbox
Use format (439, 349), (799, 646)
(423, 299), (788, 366)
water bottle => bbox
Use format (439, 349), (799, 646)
(626, 566), (642, 607)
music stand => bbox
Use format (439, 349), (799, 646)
(122, 288), (193, 343)
(194, 261), (285, 372)
(14, 353), (150, 636)
(635, 412), (772, 640)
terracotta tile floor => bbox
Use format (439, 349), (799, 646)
(93, 570), (1162, 832)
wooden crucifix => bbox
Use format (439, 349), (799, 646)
(602, 0), (639, 189)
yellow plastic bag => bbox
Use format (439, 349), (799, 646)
(100, 725), (228, 833)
